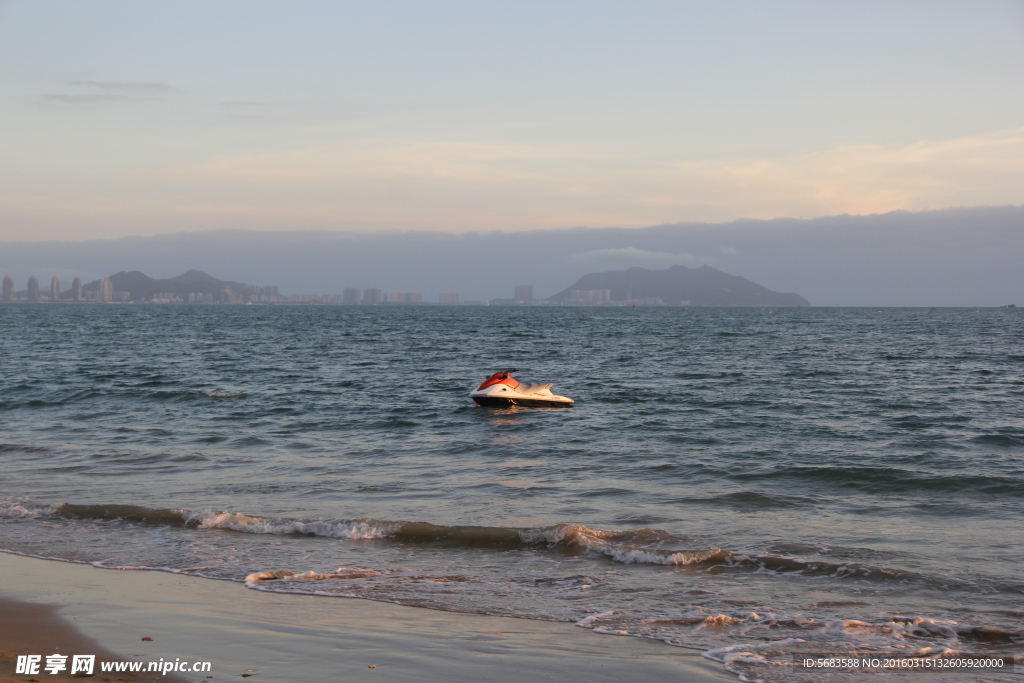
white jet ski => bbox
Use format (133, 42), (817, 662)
(470, 369), (574, 408)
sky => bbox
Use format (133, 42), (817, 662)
(1, 0), (1022, 241)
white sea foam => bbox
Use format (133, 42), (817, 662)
(520, 523), (602, 546)
(595, 546), (722, 566)
(823, 616), (961, 643)
(188, 511), (394, 539)
(0, 499), (53, 520)
(522, 523), (724, 566)
(581, 602), (997, 680)
(576, 610), (618, 627)
(703, 641), (801, 683)
(245, 567), (386, 587)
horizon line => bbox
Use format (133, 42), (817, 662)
(2, 204), (1020, 245)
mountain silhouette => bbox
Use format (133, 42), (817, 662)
(82, 270), (257, 300)
(548, 264), (810, 306)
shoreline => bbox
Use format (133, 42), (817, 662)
(0, 552), (733, 683)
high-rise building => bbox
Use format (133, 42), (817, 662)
(514, 285), (534, 303)
(439, 292), (459, 305)
(362, 287), (382, 305)
(51, 276), (61, 303)
(342, 287), (361, 305)
(72, 277), (82, 302)
(2, 276), (12, 302)
(100, 277), (113, 303)
(27, 276), (39, 302)
(568, 289), (611, 304)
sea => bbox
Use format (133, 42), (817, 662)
(1, 304), (1021, 681)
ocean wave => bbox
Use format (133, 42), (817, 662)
(6, 500), (1003, 588)
(972, 430), (1024, 448)
(190, 511), (394, 539)
(4, 496), (1023, 679)
(0, 443), (51, 453)
(730, 465), (1024, 496)
(679, 491), (818, 510)
(55, 503), (191, 525)
(0, 499), (51, 519)
(203, 389), (248, 399)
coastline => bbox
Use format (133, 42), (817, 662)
(0, 552), (733, 683)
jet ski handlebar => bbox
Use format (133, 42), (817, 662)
(476, 369), (522, 391)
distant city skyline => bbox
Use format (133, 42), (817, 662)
(9, 268), (792, 307)
(0, 207), (1018, 306)
(0, 271), (554, 306)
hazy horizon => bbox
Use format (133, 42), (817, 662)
(2, 206), (1020, 307)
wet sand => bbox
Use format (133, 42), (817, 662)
(0, 552), (732, 683)
(0, 596), (186, 683)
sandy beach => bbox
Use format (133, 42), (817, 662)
(0, 552), (732, 683)
(0, 595), (187, 683)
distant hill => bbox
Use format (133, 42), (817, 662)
(82, 270), (259, 301)
(2, 206), (1020, 305)
(548, 264), (811, 306)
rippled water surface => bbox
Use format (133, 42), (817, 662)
(2, 305), (1022, 680)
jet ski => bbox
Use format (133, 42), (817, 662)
(470, 369), (574, 408)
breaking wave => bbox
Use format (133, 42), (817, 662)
(9, 499), (1019, 594)
(5, 495), (1024, 682)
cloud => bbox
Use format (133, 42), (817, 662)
(68, 80), (175, 93)
(7, 127), (1023, 237)
(572, 248), (710, 269)
(41, 94), (131, 104)
(40, 80), (176, 105)
(177, 127), (1024, 231)
(649, 128), (1024, 220)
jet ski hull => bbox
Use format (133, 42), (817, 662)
(472, 395), (573, 408)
